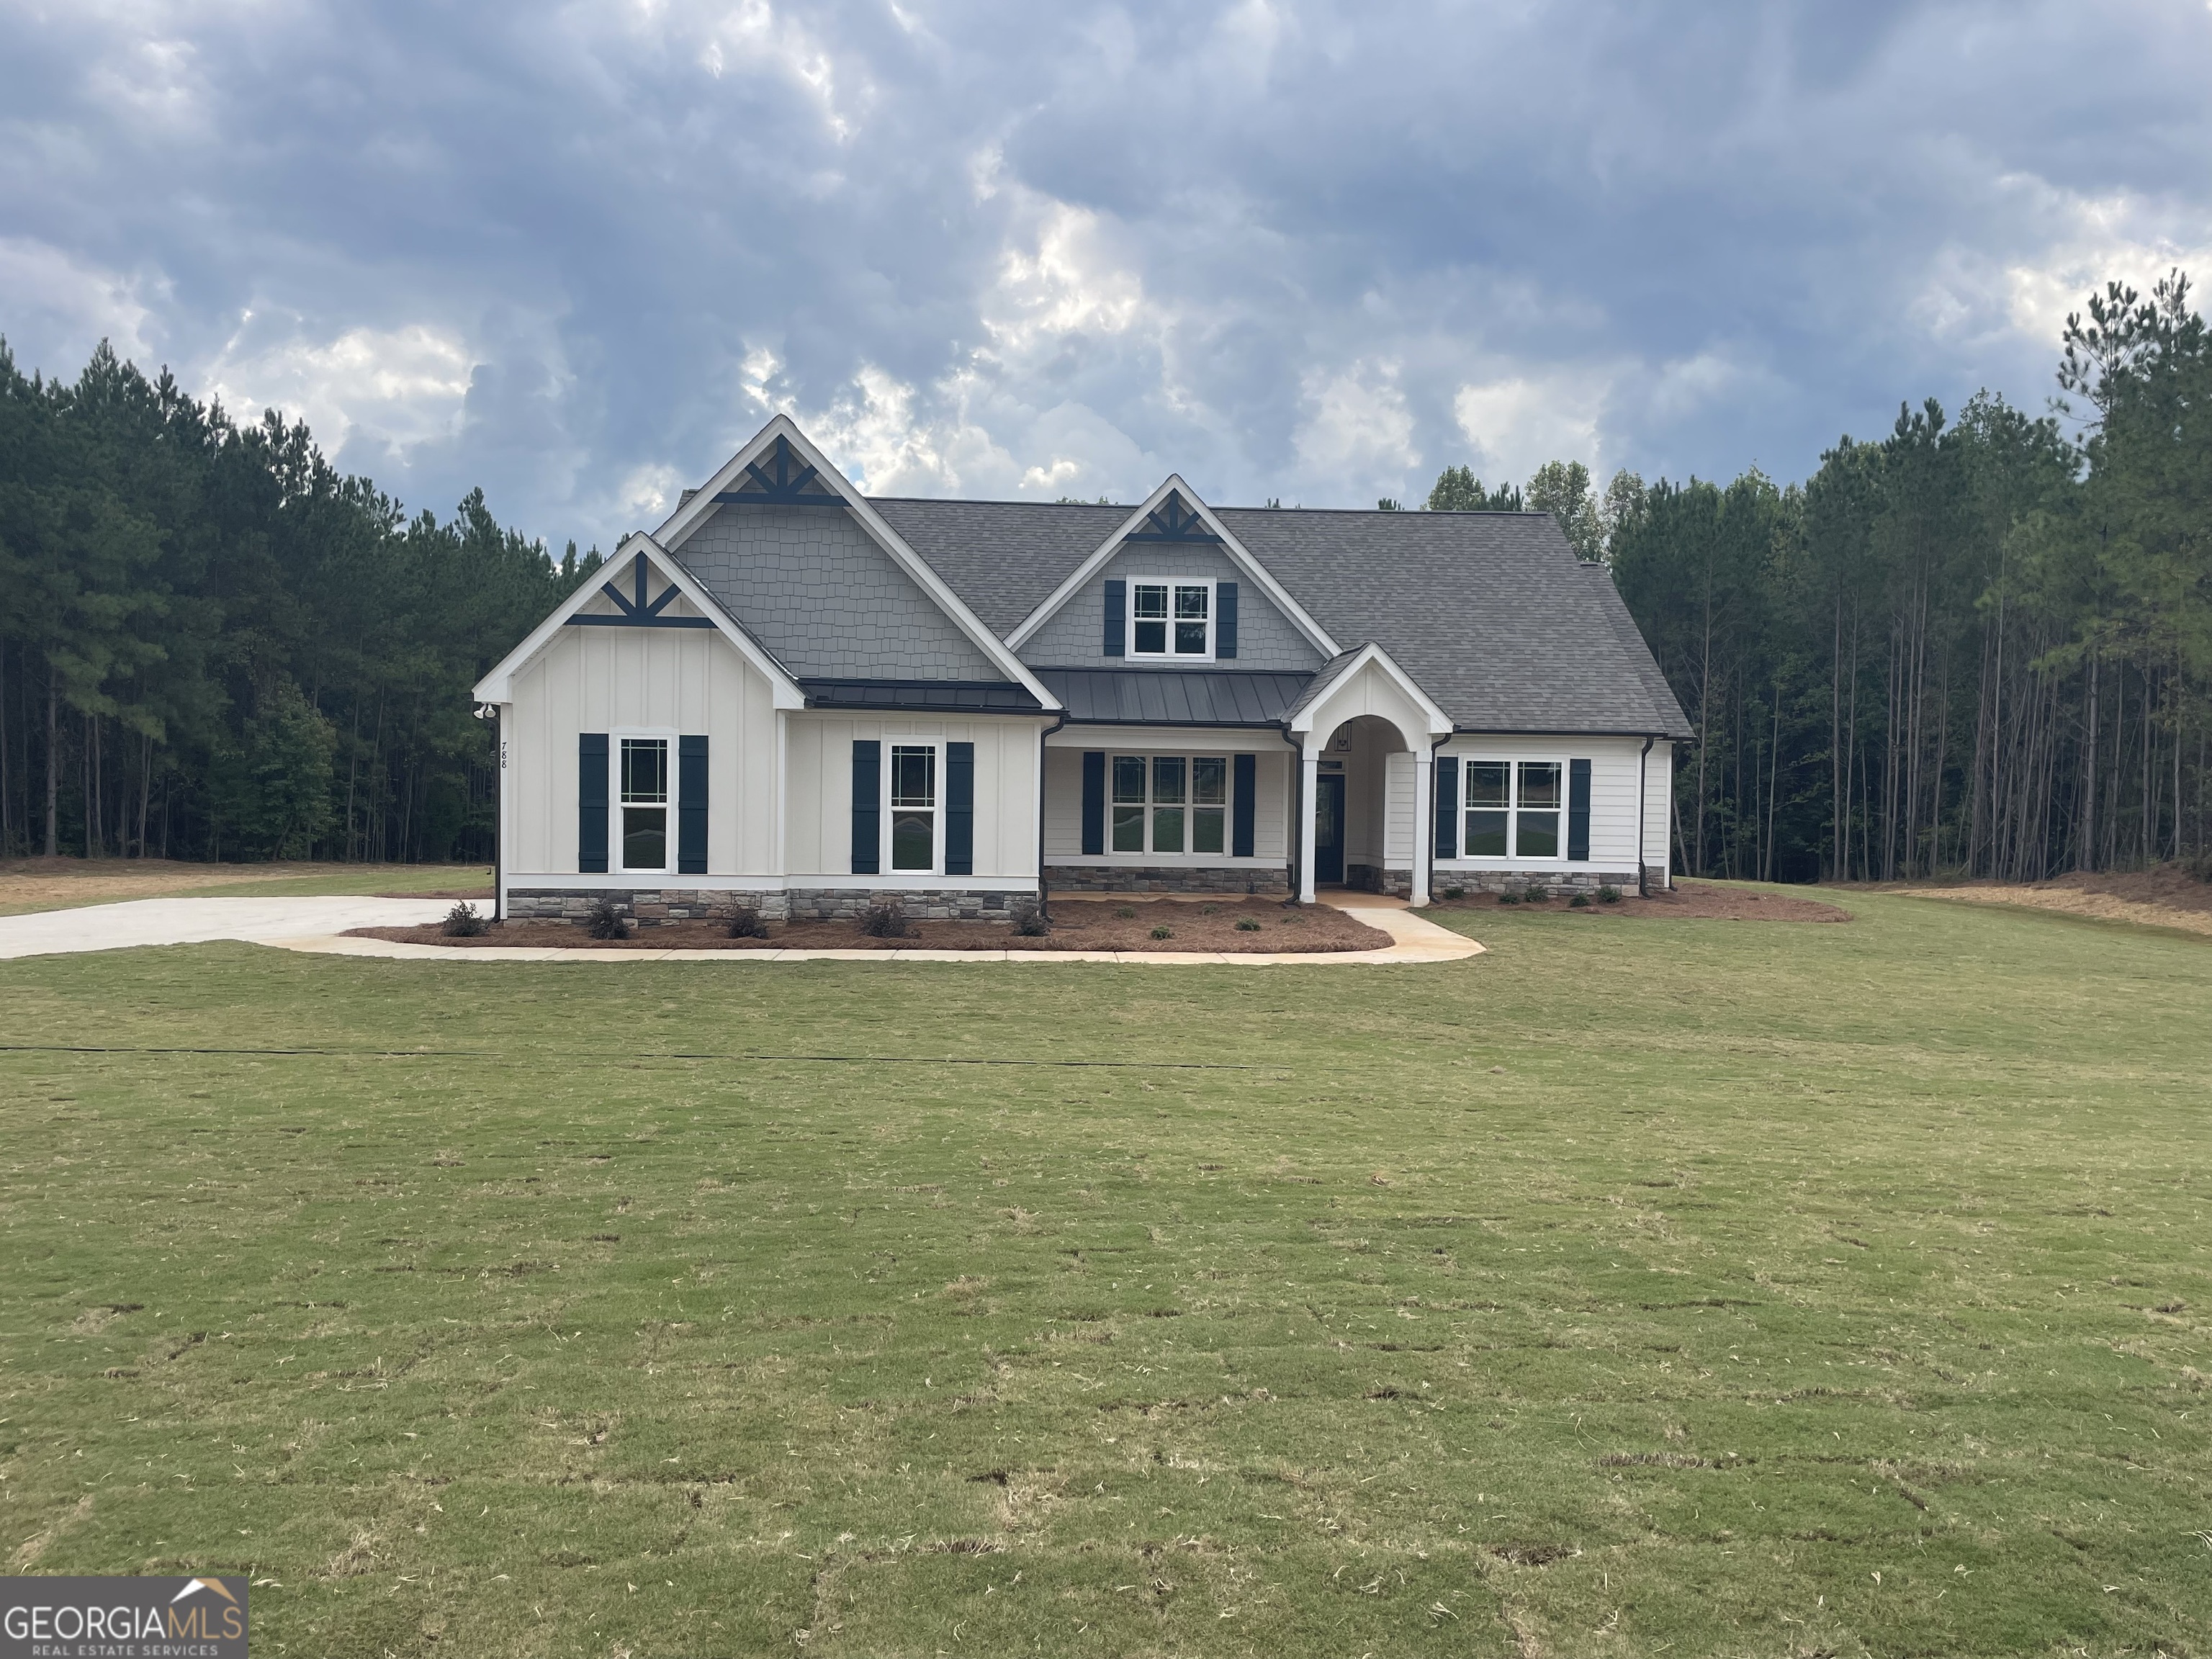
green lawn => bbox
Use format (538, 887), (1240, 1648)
(1, 891), (2206, 1657)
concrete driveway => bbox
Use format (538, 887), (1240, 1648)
(0, 896), (452, 960)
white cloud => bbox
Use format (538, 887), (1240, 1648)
(618, 461), (680, 518)
(1450, 371), (1606, 490)
(983, 200), (1146, 356)
(203, 320), (475, 458)
(1293, 364), (1418, 500)
(0, 238), (159, 366)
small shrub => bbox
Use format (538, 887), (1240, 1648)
(1442, 884), (1466, 900)
(441, 900), (487, 937)
(1498, 890), (1521, 906)
(1010, 901), (1049, 938)
(1523, 884), (1550, 903)
(585, 899), (627, 940)
(1234, 917), (1262, 932)
(1597, 884), (1623, 904)
(1199, 902), (1220, 915)
(1569, 891), (1591, 909)
(1150, 925), (1174, 940)
(858, 899), (909, 938)
(1115, 905), (1136, 920)
(726, 907), (769, 939)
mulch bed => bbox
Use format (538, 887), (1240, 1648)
(1428, 880), (1851, 923)
(347, 898), (1393, 953)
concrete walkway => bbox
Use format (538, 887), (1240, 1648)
(0, 894), (1480, 966)
(0, 896), (452, 960)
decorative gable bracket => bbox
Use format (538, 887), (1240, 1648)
(711, 434), (848, 509)
(1122, 491), (1221, 544)
(567, 551), (716, 629)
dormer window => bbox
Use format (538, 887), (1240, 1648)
(1130, 580), (1214, 658)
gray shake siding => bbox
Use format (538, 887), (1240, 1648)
(673, 503), (1001, 679)
(1020, 542), (1324, 671)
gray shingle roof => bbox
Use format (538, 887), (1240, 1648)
(867, 497), (1691, 738)
(872, 498), (1123, 636)
(1216, 508), (1692, 737)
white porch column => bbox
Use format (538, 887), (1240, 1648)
(1410, 747), (1433, 907)
(1298, 741), (1320, 904)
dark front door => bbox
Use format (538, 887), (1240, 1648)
(1314, 772), (1345, 884)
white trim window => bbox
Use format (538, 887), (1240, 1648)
(1111, 754), (1229, 855)
(616, 736), (671, 874)
(1129, 578), (1215, 659)
(888, 742), (940, 873)
(1462, 759), (1563, 860)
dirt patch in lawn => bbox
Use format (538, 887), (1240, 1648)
(1884, 863), (2212, 939)
(1427, 880), (1851, 923)
(348, 897), (1393, 953)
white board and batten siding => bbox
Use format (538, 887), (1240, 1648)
(1040, 731), (1292, 866)
(1437, 733), (1673, 877)
(505, 616), (781, 876)
(783, 714), (1042, 885)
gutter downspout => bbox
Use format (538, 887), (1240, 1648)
(1636, 734), (1655, 898)
(1035, 709), (1069, 920)
(1278, 721), (1303, 905)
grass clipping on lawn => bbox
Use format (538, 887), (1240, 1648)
(1, 886), (2208, 1656)
(351, 897), (1392, 952)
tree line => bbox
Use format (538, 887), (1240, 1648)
(1425, 273), (2211, 884)
(0, 341), (599, 863)
(6, 271), (2206, 878)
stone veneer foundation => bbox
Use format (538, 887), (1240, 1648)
(1043, 865), (1291, 896)
(503, 887), (1030, 925)
(1431, 868), (1644, 896)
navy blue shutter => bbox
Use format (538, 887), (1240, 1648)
(1216, 582), (1238, 659)
(1081, 752), (1106, 855)
(678, 735), (708, 874)
(1231, 753), (1256, 857)
(1568, 757), (1592, 861)
(578, 733), (608, 873)
(945, 742), (975, 876)
(850, 740), (881, 874)
(1434, 755), (1458, 859)
(1103, 579), (1125, 657)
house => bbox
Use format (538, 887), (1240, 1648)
(471, 415), (1691, 923)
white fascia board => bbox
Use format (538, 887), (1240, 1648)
(652, 414), (1061, 711)
(471, 532), (806, 709)
(1004, 474), (1341, 657)
(1285, 642), (1454, 739)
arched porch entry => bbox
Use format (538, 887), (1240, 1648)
(1287, 646), (1454, 906)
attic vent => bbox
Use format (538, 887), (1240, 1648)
(678, 488), (699, 506)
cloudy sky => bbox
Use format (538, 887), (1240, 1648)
(4, 1), (2209, 549)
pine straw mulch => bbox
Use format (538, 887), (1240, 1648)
(1879, 862), (2212, 940)
(347, 897), (1393, 953)
(1426, 879), (1851, 923)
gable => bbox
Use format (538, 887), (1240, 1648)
(671, 501), (1005, 681)
(1017, 539), (1324, 671)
